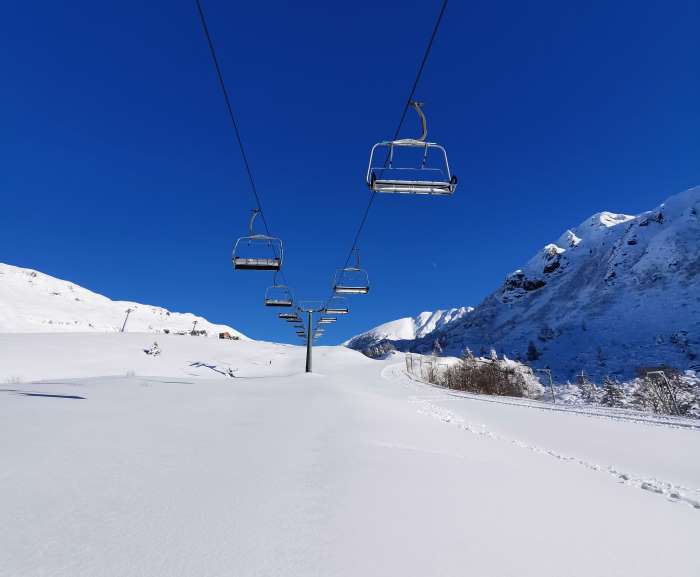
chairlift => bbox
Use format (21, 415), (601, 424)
(278, 312), (298, 320)
(366, 101), (456, 195)
(297, 299), (326, 313)
(232, 209), (283, 271)
(323, 297), (349, 315)
(318, 317), (336, 324)
(333, 249), (369, 295)
(264, 274), (293, 307)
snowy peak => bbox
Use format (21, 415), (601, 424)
(344, 307), (472, 352)
(0, 263), (247, 338)
(433, 186), (700, 378)
(355, 186), (700, 379)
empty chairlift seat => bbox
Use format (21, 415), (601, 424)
(333, 249), (369, 295)
(366, 101), (456, 196)
(323, 297), (350, 315)
(265, 277), (293, 307)
(232, 209), (284, 271)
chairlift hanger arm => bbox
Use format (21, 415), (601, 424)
(411, 101), (427, 142)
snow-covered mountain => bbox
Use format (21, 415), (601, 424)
(348, 186), (700, 380)
(0, 263), (247, 338)
(344, 308), (472, 353)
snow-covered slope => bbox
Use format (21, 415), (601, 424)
(2, 334), (699, 576)
(0, 263), (246, 338)
(354, 187), (700, 380)
(344, 307), (472, 352)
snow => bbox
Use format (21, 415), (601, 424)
(344, 307), (472, 350)
(1, 335), (699, 576)
(590, 210), (636, 229)
(0, 262), (246, 339)
(351, 186), (700, 380)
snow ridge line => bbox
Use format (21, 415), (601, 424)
(410, 396), (700, 510)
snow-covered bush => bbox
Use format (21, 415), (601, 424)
(439, 352), (543, 398)
(631, 368), (699, 417)
(361, 340), (396, 359)
(552, 368), (700, 419)
(143, 342), (161, 356)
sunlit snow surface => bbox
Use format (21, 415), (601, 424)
(1, 334), (699, 576)
(0, 262), (246, 338)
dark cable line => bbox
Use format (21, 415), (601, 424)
(196, 0), (449, 330)
(195, 0), (290, 287)
(331, 0), (450, 296)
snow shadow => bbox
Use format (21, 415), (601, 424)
(20, 392), (85, 400)
(0, 389), (86, 399)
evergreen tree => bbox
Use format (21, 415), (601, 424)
(576, 370), (597, 402)
(600, 376), (624, 407)
(526, 341), (541, 362)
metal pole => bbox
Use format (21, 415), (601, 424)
(305, 310), (313, 373)
(120, 308), (133, 333)
(536, 368), (555, 404)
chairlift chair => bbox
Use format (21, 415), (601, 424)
(366, 101), (456, 196)
(323, 297), (349, 315)
(333, 249), (369, 295)
(318, 317), (336, 324)
(232, 209), (283, 271)
(278, 312), (298, 320)
(264, 274), (293, 307)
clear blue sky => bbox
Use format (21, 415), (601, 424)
(2, 1), (699, 343)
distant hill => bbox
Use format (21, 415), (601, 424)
(0, 263), (247, 338)
(344, 308), (472, 355)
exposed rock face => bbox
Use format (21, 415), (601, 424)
(347, 187), (700, 380)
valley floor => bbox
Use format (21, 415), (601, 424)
(1, 334), (699, 576)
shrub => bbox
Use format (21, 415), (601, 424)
(632, 369), (698, 416)
(439, 354), (543, 398)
